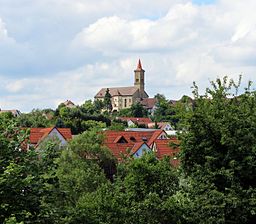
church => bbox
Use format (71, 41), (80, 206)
(95, 60), (151, 112)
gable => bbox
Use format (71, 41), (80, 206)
(132, 143), (151, 158)
(47, 128), (67, 145)
(29, 127), (72, 148)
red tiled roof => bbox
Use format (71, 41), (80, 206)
(118, 117), (152, 126)
(154, 138), (180, 166)
(103, 130), (167, 159)
(29, 127), (72, 145)
(147, 130), (166, 146)
(104, 130), (164, 144)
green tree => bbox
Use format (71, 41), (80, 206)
(104, 88), (113, 113)
(153, 94), (176, 124)
(40, 129), (116, 223)
(130, 102), (147, 117)
(179, 76), (256, 223)
(0, 117), (42, 223)
(81, 120), (106, 131)
(86, 153), (180, 224)
(17, 109), (52, 127)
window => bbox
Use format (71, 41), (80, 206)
(124, 99), (127, 107)
(130, 137), (136, 142)
(142, 137), (147, 142)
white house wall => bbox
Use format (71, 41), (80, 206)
(133, 144), (151, 158)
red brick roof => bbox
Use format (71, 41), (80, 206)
(29, 127), (72, 145)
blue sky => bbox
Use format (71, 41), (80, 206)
(192, 0), (216, 5)
(0, 0), (256, 112)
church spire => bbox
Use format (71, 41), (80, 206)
(136, 59), (143, 70)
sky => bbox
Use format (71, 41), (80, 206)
(0, 0), (256, 112)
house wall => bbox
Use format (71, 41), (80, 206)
(43, 128), (67, 146)
(133, 144), (151, 158)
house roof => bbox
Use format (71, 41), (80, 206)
(154, 138), (180, 167)
(148, 122), (173, 130)
(63, 100), (75, 106)
(95, 86), (139, 98)
(29, 127), (72, 145)
(0, 109), (21, 116)
(117, 117), (152, 126)
(140, 98), (157, 109)
(103, 130), (167, 159)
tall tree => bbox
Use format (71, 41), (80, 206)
(179, 76), (256, 223)
(104, 88), (113, 113)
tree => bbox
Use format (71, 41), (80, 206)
(130, 102), (147, 117)
(0, 117), (42, 223)
(153, 94), (176, 123)
(87, 153), (180, 224)
(17, 109), (52, 127)
(104, 88), (113, 113)
(179, 76), (256, 223)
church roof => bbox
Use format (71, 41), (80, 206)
(95, 86), (139, 98)
(137, 59), (142, 70)
(135, 59), (144, 71)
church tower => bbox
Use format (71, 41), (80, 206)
(134, 59), (145, 96)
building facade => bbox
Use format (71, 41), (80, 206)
(95, 60), (149, 111)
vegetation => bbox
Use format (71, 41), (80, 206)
(0, 76), (255, 223)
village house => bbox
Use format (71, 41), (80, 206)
(103, 129), (179, 166)
(148, 122), (174, 131)
(62, 100), (76, 108)
(0, 109), (21, 117)
(29, 127), (72, 149)
(95, 60), (156, 113)
(117, 117), (152, 127)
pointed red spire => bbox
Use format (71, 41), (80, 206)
(137, 59), (142, 70)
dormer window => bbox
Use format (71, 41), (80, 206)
(130, 137), (136, 142)
(142, 137), (147, 142)
(114, 136), (128, 144)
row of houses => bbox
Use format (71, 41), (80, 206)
(28, 127), (179, 166)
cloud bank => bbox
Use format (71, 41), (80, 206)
(0, 0), (256, 112)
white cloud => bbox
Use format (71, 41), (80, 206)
(1, 1), (256, 111)
(72, 3), (199, 53)
(0, 18), (8, 40)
